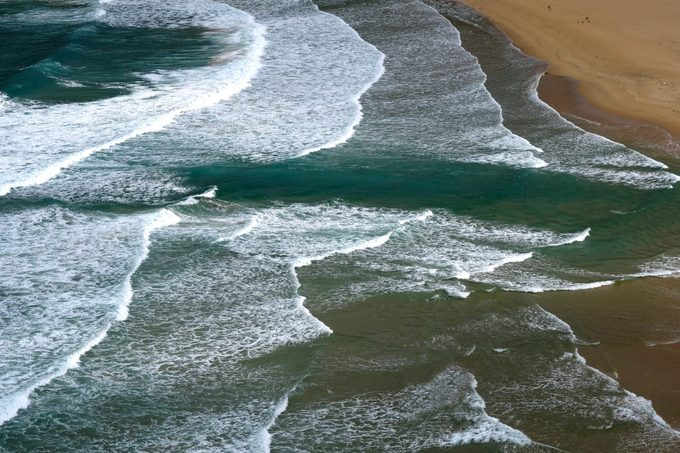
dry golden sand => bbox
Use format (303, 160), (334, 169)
(453, 0), (680, 426)
(459, 0), (680, 138)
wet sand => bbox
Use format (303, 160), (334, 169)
(534, 76), (680, 429)
(538, 74), (680, 159)
(299, 286), (680, 449)
(537, 278), (680, 427)
(459, 0), (680, 142)
(452, 0), (680, 428)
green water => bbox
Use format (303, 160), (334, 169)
(2, 0), (680, 451)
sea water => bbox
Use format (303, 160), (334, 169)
(2, 0), (680, 451)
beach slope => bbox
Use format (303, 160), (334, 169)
(459, 0), (680, 138)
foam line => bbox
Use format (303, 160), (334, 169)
(445, 374), (533, 448)
(546, 228), (591, 247)
(258, 384), (298, 452)
(0, 19), (266, 197)
(398, 209), (433, 225)
(632, 255), (680, 279)
(518, 280), (615, 294)
(478, 252), (533, 274)
(0, 329), (107, 426)
(289, 232), (395, 336)
(519, 48), (679, 187)
(537, 307), (680, 437)
(175, 186), (218, 205)
(198, 185), (218, 199)
(294, 41), (385, 157)
(524, 70), (672, 170)
(216, 214), (261, 242)
(0, 208), (180, 426)
(421, 1), (547, 169)
(645, 338), (680, 347)
(442, 285), (472, 298)
(118, 209), (181, 321)
(292, 233), (393, 269)
(572, 351), (680, 435)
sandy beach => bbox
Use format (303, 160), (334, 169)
(537, 73), (680, 158)
(5, 1), (680, 449)
(460, 0), (680, 144)
(455, 0), (680, 428)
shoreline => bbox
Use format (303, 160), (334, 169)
(447, 0), (680, 428)
(458, 0), (680, 159)
(537, 73), (680, 159)
(536, 278), (680, 428)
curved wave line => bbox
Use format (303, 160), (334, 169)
(0, 208), (180, 427)
(294, 8), (386, 158)
(0, 16), (267, 197)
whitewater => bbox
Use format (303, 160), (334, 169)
(3, 0), (680, 451)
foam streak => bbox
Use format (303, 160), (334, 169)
(0, 209), (180, 426)
(294, 47), (385, 158)
(0, 18), (266, 197)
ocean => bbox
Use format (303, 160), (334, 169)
(2, 0), (680, 451)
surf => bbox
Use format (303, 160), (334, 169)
(0, 0), (266, 197)
(0, 207), (180, 427)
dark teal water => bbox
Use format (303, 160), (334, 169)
(2, 0), (680, 451)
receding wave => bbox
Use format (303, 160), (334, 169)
(424, 0), (679, 190)
(0, 0), (266, 197)
(0, 207), (180, 426)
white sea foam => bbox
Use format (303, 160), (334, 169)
(289, 233), (394, 335)
(270, 366), (533, 450)
(0, 207), (180, 427)
(444, 373), (533, 447)
(546, 228), (591, 247)
(466, 305), (680, 447)
(176, 185), (219, 205)
(422, 0), (679, 189)
(517, 54), (679, 189)
(260, 395), (289, 452)
(0, 328), (109, 426)
(199, 185), (218, 199)
(478, 265), (616, 294)
(443, 217), (591, 249)
(470, 146), (548, 169)
(206, 204), (604, 312)
(317, 0), (549, 170)
(399, 209), (434, 225)
(294, 51), (386, 158)
(477, 252), (533, 274)
(0, 2), (266, 197)
(417, 1), (547, 169)
(442, 284), (472, 299)
(3, 200), (656, 446)
(216, 214), (261, 242)
(146, 0), (386, 167)
(645, 338), (680, 347)
(138, 0), (552, 172)
(118, 209), (181, 321)
(293, 233), (393, 270)
(446, 410), (532, 447)
(258, 384), (299, 453)
(633, 254), (680, 278)
(524, 280), (615, 293)
(572, 348), (679, 435)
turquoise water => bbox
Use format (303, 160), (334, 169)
(2, 0), (680, 451)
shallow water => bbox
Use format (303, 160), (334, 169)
(2, 0), (680, 451)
